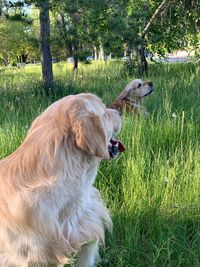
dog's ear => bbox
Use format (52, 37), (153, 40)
(74, 113), (110, 159)
(118, 88), (130, 99)
(117, 81), (139, 99)
(117, 86), (134, 100)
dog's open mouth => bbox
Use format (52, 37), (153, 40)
(144, 89), (153, 97)
(108, 138), (126, 158)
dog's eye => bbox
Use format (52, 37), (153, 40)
(138, 83), (141, 88)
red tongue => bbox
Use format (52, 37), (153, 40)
(118, 141), (126, 152)
(111, 139), (126, 152)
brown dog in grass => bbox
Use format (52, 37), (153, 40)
(108, 79), (153, 116)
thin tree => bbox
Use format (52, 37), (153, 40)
(0, 0), (2, 16)
(39, 0), (53, 95)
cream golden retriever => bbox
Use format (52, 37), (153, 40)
(0, 93), (125, 267)
(108, 79), (153, 116)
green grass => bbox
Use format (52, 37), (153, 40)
(1, 61), (200, 266)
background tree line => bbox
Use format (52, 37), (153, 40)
(0, 0), (199, 93)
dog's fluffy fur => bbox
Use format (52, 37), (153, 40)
(0, 93), (122, 267)
(108, 79), (153, 116)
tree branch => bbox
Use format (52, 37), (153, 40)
(141, 0), (167, 39)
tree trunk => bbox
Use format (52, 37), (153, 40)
(100, 44), (105, 60)
(137, 42), (148, 75)
(39, 0), (53, 95)
(73, 45), (79, 72)
(124, 42), (133, 75)
(94, 47), (99, 60)
(21, 53), (28, 63)
(92, 47), (95, 59)
(0, 0), (3, 16)
(73, 56), (78, 72)
(16, 56), (20, 63)
(68, 44), (73, 57)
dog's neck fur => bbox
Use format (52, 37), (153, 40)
(118, 95), (142, 106)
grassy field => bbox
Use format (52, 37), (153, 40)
(1, 61), (200, 266)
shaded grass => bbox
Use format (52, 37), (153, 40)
(98, 114), (200, 266)
(1, 61), (200, 266)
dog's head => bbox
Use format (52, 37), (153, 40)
(117, 79), (153, 101)
(34, 93), (125, 161)
(71, 94), (125, 159)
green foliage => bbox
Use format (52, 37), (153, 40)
(1, 0), (200, 69)
(0, 1), (39, 65)
(147, 0), (200, 56)
(0, 18), (38, 65)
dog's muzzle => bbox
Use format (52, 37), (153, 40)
(108, 138), (126, 158)
(144, 88), (153, 97)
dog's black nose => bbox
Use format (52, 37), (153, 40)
(148, 81), (153, 87)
